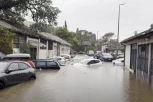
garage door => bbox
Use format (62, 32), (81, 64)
(137, 44), (149, 73)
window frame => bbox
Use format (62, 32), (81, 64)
(18, 62), (30, 70)
(7, 63), (19, 71)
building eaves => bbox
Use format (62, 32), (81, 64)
(0, 20), (39, 38)
(38, 32), (72, 46)
(121, 29), (153, 44)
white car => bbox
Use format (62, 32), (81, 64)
(74, 59), (103, 67)
(48, 56), (66, 66)
(112, 58), (124, 66)
(61, 54), (71, 61)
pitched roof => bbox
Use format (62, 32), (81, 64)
(38, 32), (72, 46)
(121, 28), (153, 43)
(0, 20), (20, 31)
(0, 20), (39, 38)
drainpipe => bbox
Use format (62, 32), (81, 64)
(121, 42), (126, 67)
(46, 40), (48, 59)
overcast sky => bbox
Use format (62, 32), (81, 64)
(51, 0), (153, 41)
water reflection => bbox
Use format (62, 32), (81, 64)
(124, 70), (153, 102)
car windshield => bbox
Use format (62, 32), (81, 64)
(79, 59), (89, 64)
(103, 53), (111, 56)
(0, 62), (8, 72)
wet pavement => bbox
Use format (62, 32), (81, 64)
(0, 55), (153, 102)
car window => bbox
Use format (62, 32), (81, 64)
(8, 63), (19, 71)
(94, 60), (100, 63)
(0, 62), (8, 72)
(88, 60), (95, 65)
(37, 61), (46, 66)
(47, 61), (57, 66)
(56, 58), (61, 60)
(19, 63), (29, 70)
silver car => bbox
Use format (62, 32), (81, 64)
(48, 56), (66, 66)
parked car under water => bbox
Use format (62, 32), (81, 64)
(0, 61), (36, 89)
(3, 54), (35, 69)
(33, 60), (60, 69)
(48, 56), (66, 66)
(100, 53), (113, 61)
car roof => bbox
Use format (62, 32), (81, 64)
(61, 54), (70, 56)
(5, 54), (30, 58)
(33, 59), (55, 62)
(82, 59), (100, 61)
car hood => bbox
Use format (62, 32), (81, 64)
(0, 72), (6, 77)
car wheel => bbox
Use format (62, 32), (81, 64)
(113, 62), (115, 65)
(30, 76), (36, 80)
(0, 83), (5, 89)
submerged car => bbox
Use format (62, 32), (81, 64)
(101, 53), (113, 61)
(0, 61), (36, 89)
(112, 58), (124, 66)
(33, 60), (60, 69)
(61, 54), (71, 61)
(73, 59), (102, 66)
(48, 56), (66, 66)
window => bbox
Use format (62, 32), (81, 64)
(88, 60), (95, 65)
(8, 63), (19, 71)
(55, 58), (62, 61)
(19, 63), (29, 70)
(37, 61), (46, 66)
(47, 61), (57, 66)
(94, 60), (100, 63)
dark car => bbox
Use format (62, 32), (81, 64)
(3, 54), (35, 69)
(100, 53), (113, 61)
(0, 61), (36, 89)
(33, 60), (60, 69)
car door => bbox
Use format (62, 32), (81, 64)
(18, 62), (31, 81)
(36, 61), (47, 69)
(87, 60), (95, 66)
(47, 61), (59, 69)
(4, 63), (21, 85)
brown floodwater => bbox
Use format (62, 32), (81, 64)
(0, 55), (153, 102)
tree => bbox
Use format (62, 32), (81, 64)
(55, 27), (71, 42)
(0, 26), (15, 54)
(19, 43), (30, 54)
(0, 0), (60, 27)
(30, 22), (55, 34)
(64, 20), (68, 29)
(103, 32), (114, 39)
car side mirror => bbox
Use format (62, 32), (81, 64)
(5, 70), (12, 74)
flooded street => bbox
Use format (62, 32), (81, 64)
(0, 55), (153, 102)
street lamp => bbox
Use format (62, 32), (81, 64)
(117, 3), (125, 55)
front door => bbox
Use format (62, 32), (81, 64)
(5, 63), (20, 85)
(130, 44), (137, 72)
(18, 62), (31, 81)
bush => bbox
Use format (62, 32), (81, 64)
(0, 26), (15, 54)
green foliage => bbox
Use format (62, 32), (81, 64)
(0, 0), (60, 27)
(64, 20), (68, 28)
(30, 22), (55, 34)
(19, 43), (30, 54)
(55, 27), (71, 41)
(0, 26), (15, 54)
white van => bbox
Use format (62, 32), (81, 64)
(88, 50), (94, 56)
